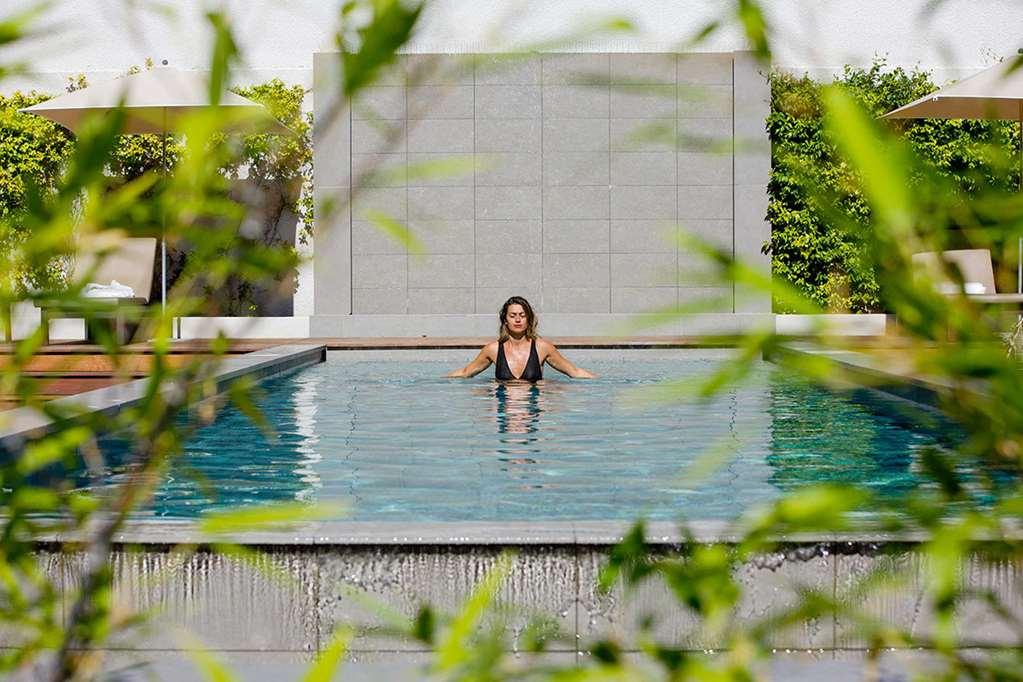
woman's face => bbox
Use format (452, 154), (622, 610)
(505, 304), (528, 335)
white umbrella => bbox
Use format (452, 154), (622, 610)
(882, 57), (1023, 291)
(19, 65), (293, 323)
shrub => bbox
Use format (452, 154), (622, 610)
(0, 90), (76, 291)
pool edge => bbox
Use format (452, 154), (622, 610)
(34, 518), (1022, 546)
(0, 343), (327, 452)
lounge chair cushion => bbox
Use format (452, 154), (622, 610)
(72, 237), (157, 304)
(912, 249), (998, 294)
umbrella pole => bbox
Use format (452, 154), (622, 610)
(1011, 109), (1023, 359)
(161, 128), (166, 313)
(160, 109), (172, 339)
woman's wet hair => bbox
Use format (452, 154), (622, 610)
(498, 296), (538, 341)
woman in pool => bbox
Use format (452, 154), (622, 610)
(447, 296), (596, 380)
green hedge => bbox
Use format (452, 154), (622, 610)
(768, 60), (1021, 312)
(0, 73), (311, 297)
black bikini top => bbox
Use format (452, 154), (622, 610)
(495, 338), (543, 382)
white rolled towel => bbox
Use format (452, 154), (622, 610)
(936, 281), (987, 295)
(82, 280), (135, 298)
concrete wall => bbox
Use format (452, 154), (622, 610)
(311, 52), (771, 337)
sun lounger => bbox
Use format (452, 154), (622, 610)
(36, 237), (157, 345)
(911, 249), (1023, 304)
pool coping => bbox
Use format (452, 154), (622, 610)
(32, 518), (1023, 547)
(768, 341), (991, 409)
(0, 343), (326, 452)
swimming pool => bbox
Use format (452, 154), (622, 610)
(87, 349), (959, 521)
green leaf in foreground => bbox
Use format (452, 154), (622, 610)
(736, 0), (770, 62)
(598, 522), (650, 594)
(182, 636), (240, 682)
(363, 208), (425, 254)
(17, 425), (92, 475)
(518, 15), (635, 53)
(404, 154), (475, 185)
(205, 11), (240, 107)
(412, 605), (436, 644)
(434, 552), (513, 672)
(199, 502), (347, 534)
(742, 484), (870, 551)
(0, 3), (51, 50)
(302, 626), (353, 682)
(821, 85), (915, 238)
(339, 0), (424, 97)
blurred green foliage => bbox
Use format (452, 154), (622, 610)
(4, 0), (1023, 680)
(768, 60), (1022, 313)
(0, 2), (409, 677)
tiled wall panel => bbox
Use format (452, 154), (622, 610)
(314, 52), (772, 319)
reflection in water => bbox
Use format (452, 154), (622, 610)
(291, 372), (323, 502)
(487, 380), (585, 492)
(494, 381), (542, 466)
(496, 381), (541, 431)
(90, 368), (336, 513)
(766, 378), (929, 498)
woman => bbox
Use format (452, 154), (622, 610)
(447, 296), (596, 380)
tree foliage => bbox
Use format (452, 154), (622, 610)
(0, 91), (75, 291)
(768, 60), (1022, 312)
(0, 73), (312, 300)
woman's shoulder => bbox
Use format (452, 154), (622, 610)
(482, 340), (499, 356)
(534, 336), (555, 351)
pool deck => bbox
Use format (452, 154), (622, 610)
(768, 340), (996, 409)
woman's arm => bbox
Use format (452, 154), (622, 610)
(540, 341), (597, 379)
(447, 344), (496, 378)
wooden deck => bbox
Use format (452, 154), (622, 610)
(0, 339), (280, 405)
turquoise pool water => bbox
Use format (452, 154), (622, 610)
(88, 350), (959, 520)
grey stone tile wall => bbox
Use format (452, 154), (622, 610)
(312, 53), (352, 320)
(313, 52), (771, 327)
(732, 51), (771, 313)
